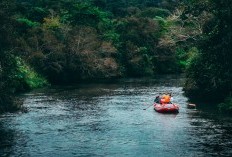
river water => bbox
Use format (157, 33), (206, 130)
(1, 76), (232, 157)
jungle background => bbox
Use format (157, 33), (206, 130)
(0, 0), (231, 113)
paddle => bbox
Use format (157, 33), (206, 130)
(143, 104), (153, 110)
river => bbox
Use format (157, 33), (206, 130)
(0, 75), (232, 157)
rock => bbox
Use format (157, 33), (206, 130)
(187, 103), (196, 109)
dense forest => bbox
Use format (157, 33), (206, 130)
(0, 0), (231, 113)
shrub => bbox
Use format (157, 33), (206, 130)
(218, 97), (232, 114)
(43, 16), (62, 30)
(176, 47), (199, 70)
(139, 7), (171, 18)
(14, 57), (49, 91)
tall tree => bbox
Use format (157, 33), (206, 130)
(0, 0), (19, 112)
(184, 0), (232, 102)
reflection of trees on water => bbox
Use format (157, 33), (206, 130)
(0, 121), (15, 156)
(187, 110), (232, 156)
(0, 120), (31, 157)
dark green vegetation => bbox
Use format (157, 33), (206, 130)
(0, 0), (231, 113)
(183, 0), (232, 113)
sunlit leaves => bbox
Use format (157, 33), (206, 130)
(43, 16), (62, 29)
(14, 57), (49, 90)
(17, 18), (40, 28)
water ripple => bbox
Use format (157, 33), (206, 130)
(1, 77), (232, 157)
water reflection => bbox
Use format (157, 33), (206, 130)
(0, 115), (31, 157)
(186, 109), (232, 156)
(0, 77), (232, 156)
(0, 121), (14, 157)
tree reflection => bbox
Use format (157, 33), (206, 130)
(0, 121), (15, 156)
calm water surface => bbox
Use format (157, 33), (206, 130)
(1, 76), (232, 157)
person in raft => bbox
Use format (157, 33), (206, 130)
(154, 95), (161, 103)
(161, 93), (172, 104)
(154, 93), (172, 104)
(154, 92), (173, 104)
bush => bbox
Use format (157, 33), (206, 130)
(176, 47), (199, 70)
(139, 7), (171, 18)
(66, 3), (110, 26)
(43, 16), (62, 30)
(0, 53), (22, 113)
(218, 97), (232, 114)
(14, 57), (49, 91)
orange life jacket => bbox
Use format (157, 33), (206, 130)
(160, 94), (171, 104)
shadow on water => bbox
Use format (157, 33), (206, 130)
(0, 116), (30, 157)
(186, 102), (232, 156)
(0, 121), (14, 157)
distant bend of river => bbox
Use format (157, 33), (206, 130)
(1, 75), (232, 157)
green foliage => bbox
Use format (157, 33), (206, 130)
(97, 16), (120, 44)
(128, 47), (154, 76)
(115, 17), (162, 76)
(117, 17), (160, 48)
(102, 30), (120, 44)
(176, 48), (188, 68)
(92, 0), (177, 16)
(29, 7), (49, 22)
(66, 2), (110, 26)
(154, 16), (170, 36)
(43, 16), (62, 30)
(2, 0), (232, 114)
(34, 7), (46, 13)
(16, 18), (40, 28)
(184, 0), (232, 103)
(139, 7), (171, 18)
(154, 16), (169, 26)
(1, 0), (184, 85)
(14, 57), (49, 91)
(218, 97), (232, 114)
(0, 53), (16, 112)
(176, 47), (199, 70)
(0, 0), (21, 113)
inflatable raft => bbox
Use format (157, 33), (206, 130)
(154, 103), (179, 113)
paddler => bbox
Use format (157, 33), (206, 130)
(160, 92), (172, 104)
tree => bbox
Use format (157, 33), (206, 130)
(0, 0), (20, 112)
(184, 0), (232, 102)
